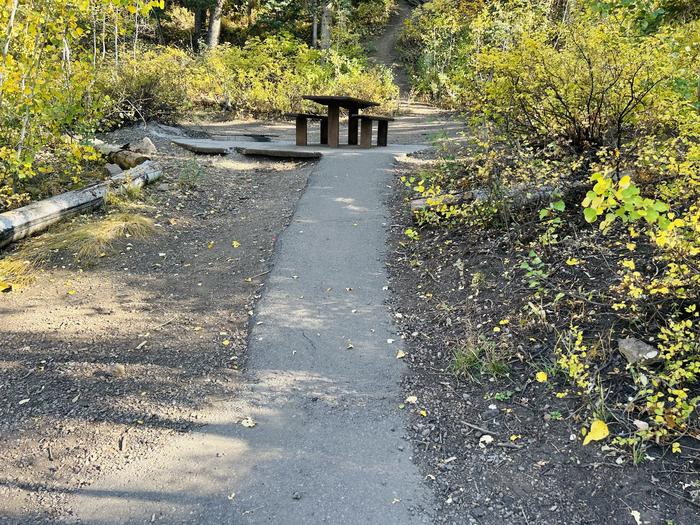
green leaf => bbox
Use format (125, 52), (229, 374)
(551, 200), (565, 212)
(583, 207), (598, 223)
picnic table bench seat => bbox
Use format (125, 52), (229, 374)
(287, 113), (328, 146)
(350, 114), (395, 148)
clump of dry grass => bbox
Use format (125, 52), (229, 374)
(1, 190), (156, 290)
(0, 256), (34, 291)
(44, 212), (156, 261)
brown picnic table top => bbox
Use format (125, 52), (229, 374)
(302, 95), (379, 111)
(302, 95), (380, 147)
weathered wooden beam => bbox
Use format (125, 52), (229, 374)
(0, 161), (162, 249)
(235, 147), (322, 159)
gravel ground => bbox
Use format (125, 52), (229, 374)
(0, 123), (314, 523)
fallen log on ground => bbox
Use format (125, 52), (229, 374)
(0, 161), (162, 249)
(91, 139), (152, 169)
(410, 182), (589, 218)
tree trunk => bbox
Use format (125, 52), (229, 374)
(550, 0), (575, 22)
(207, 0), (224, 48)
(193, 6), (207, 53)
(312, 5), (318, 48)
(320, 1), (332, 50)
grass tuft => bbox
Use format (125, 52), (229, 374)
(43, 212), (156, 261)
(0, 256), (35, 290)
(449, 333), (510, 379)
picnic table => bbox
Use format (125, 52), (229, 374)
(302, 95), (380, 147)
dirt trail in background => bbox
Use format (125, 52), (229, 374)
(370, 0), (413, 97)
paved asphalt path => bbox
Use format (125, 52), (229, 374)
(66, 143), (434, 524)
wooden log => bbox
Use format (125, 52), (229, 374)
(409, 182), (590, 217)
(91, 140), (151, 169)
(109, 150), (150, 170)
(0, 161), (162, 249)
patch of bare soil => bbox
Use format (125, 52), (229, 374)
(385, 151), (699, 525)
(0, 125), (314, 523)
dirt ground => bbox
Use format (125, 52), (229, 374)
(0, 123), (314, 523)
(385, 152), (700, 525)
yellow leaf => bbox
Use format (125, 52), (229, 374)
(222, 339), (230, 346)
(565, 258), (580, 266)
(672, 442), (681, 454)
(396, 350), (406, 359)
(582, 419), (609, 445)
(67, 290), (77, 295)
(420, 409), (427, 417)
(207, 241), (215, 249)
(535, 371), (548, 383)
(231, 241), (241, 248)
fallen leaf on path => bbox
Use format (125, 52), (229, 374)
(630, 510), (642, 525)
(582, 419), (609, 445)
(479, 435), (494, 448)
(396, 350), (406, 359)
(231, 241), (241, 248)
(405, 395), (418, 404)
(240, 417), (256, 428)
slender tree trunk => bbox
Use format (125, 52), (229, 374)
(312, 1), (318, 48)
(207, 0), (224, 48)
(133, 12), (139, 59)
(247, 0), (254, 28)
(193, 6), (206, 53)
(101, 9), (107, 59)
(0, 0), (20, 98)
(320, 1), (332, 50)
(92, 11), (97, 66)
(114, 16), (119, 67)
(153, 9), (164, 44)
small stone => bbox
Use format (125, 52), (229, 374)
(618, 337), (660, 364)
(125, 137), (157, 155)
(104, 163), (123, 177)
(292, 491), (302, 500)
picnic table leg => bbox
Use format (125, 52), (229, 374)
(360, 118), (373, 149)
(377, 120), (389, 147)
(348, 109), (359, 145)
(320, 118), (328, 145)
(295, 115), (308, 146)
(327, 104), (340, 147)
